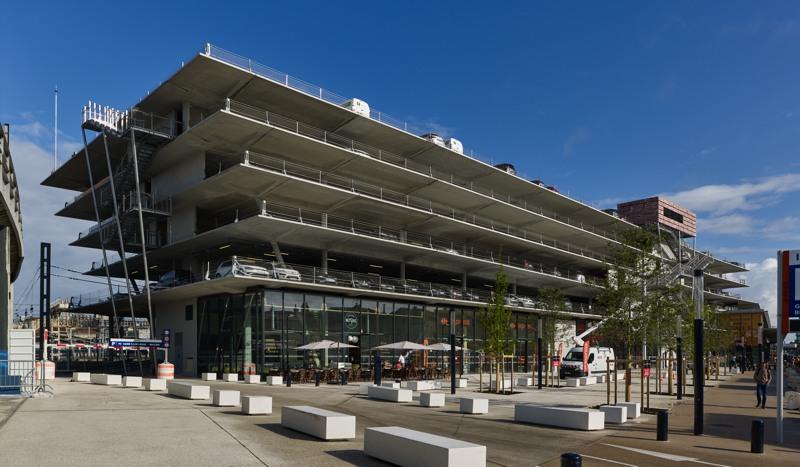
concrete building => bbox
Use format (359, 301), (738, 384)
(43, 44), (755, 376)
(0, 123), (24, 352)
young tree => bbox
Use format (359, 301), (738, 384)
(481, 265), (512, 393)
(538, 287), (569, 356)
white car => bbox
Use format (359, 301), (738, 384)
(215, 260), (270, 278)
(445, 138), (463, 154)
(273, 267), (302, 281)
(421, 133), (445, 147)
(341, 98), (370, 118)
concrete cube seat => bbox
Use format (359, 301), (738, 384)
(241, 395), (272, 415)
(514, 405), (604, 431)
(459, 397), (488, 414)
(222, 373), (238, 382)
(72, 372), (90, 382)
(365, 426), (486, 467)
(407, 380), (436, 391)
(281, 406), (356, 440)
(266, 376), (283, 386)
(244, 374), (261, 384)
(122, 376), (142, 388)
(489, 379), (511, 391)
(201, 372), (217, 381)
(578, 376), (597, 385)
(213, 389), (240, 407)
(599, 405), (627, 424)
(144, 378), (167, 391)
(368, 385), (412, 402)
(449, 378), (468, 388)
(516, 377), (533, 386)
(420, 392), (446, 407)
(359, 383), (373, 395)
(616, 402), (641, 419)
(565, 378), (581, 387)
(167, 380), (210, 400)
(90, 373), (122, 386)
(381, 381), (400, 389)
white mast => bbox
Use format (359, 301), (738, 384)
(54, 86), (58, 171)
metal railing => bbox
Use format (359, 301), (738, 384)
(0, 360), (36, 395)
(82, 101), (174, 138)
(241, 150), (609, 263)
(194, 199), (604, 287)
(224, 98), (621, 243)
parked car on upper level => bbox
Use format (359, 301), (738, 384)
(341, 98), (370, 118)
(215, 259), (271, 278)
(445, 138), (463, 154)
(495, 163), (516, 175)
(273, 266), (302, 281)
(315, 273), (338, 285)
(153, 269), (193, 289)
(421, 133), (445, 147)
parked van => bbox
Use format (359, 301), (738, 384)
(559, 346), (615, 378)
(445, 138), (463, 154)
(421, 133), (445, 147)
(341, 98), (370, 118)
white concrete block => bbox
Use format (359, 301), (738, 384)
(72, 372), (90, 382)
(281, 406), (356, 440)
(616, 402), (641, 419)
(455, 378), (468, 388)
(369, 385), (412, 402)
(514, 405), (605, 431)
(90, 373), (122, 386)
(599, 405), (627, 424)
(122, 376), (142, 388)
(213, 389), (240, 407)
(516, 377), (534, 386)
(201, 372), (217, 381)
(266, 376), (283, 386)
(222, 373), (238, 382)
(359, 383), (373, 395)
(565, 378), (581, 387)
(579, 376), (597, 385)
(144, 378), (166, 391)
(241, 395), (272, 415)
(244, 374), (261, 384)
(381, 381), (400, 389)
(459, 398), (488, 414)
(596, 375), (607, 383)
(365, 426), (486, 467)
(407, 380), (436, 391)
(489, 379), (512, 391)
(420, 392), (446, 407)
(167, 380), (210, 400)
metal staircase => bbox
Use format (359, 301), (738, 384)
(648, 251), (713, 288)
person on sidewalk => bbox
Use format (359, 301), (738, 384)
(754, 361), (772, 408)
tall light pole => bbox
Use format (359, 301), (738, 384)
(692, 269), (704, 436)
(449, 309), (456, 395)
(676, 314), (683, 400)
(537, 317), (543, 390)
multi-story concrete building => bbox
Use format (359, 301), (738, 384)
(43, 44), (756, 377)
(0, 123), (24, 352)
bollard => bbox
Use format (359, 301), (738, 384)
(315, 371), (321, 387)
(561, 452), (582, 467)
(751, 420), (764, 453)
(657, 410), (669, 441)
(286, 372), (292, 387)
(340, 372), (347, 386)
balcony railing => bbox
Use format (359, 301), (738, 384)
(240, 150), (609, 263)
(225, 98), (621, 243)
(195, 199), (604, 288)
(82, 101), (174, 138)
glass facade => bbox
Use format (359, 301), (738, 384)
(196, 287), (540, 375)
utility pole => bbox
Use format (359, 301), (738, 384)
(693, 269), (704, 436)
(39, 243), (51, 361)
(449, 309), (456, 395)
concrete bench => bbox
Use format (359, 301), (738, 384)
(266, 376), (283, 386)
(514, 405), (604, 431)
(72, 372), (90, 382)
(459, 398), (488, 414)
(144, 378), (166, 391)
(122, 376), (142, 388)
(616, 402), (641, 419)
(599, 405), (626, 424)
(242, 395), (272, 415)
(516, 377), (533, 386)
(369, 385), (412, 402)
(90, 374), (122, 386)
(407, 380), (436, 391)
(167, 380), (210, 400)
(579, 376), (597, 385)
(213, 389), (240, 407)
(222, 373), (238, 382)
(420, 392), (445, 407)
(365, 426), (486, 467)
(244, 374), (261, 384)
(359, 383), (373, 395)
(444, 378), (468, 388)
(489, 379), (512, 391)
(281, 406), (356, 440)
(565, 378), (581, 387)
(201, 372), (217, 381)
(381, 381), (401, 389)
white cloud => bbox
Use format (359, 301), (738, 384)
(563, 127), (588, 156)
(698, 214), (754, 236)
(731, 258), (777, 326)
(664, 173), (800, 214)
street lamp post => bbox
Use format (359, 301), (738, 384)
(676, 314), (683, 400)
(450, 309), (456, 395)
(537, 318), (543, 390)
(693, 269), (704, 436)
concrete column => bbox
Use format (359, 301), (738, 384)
(511, 282), (517, 295)
(244, 300), (252, 374)
(181, 102), (191, 134)
(0, 228), (9, 351)
(462, 271), (468, 291)
(321, 250), (328, 274)
(400, 262), (406, 281)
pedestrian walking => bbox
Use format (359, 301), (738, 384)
(754, 361), (772, 409)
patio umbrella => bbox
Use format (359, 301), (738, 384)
(426, 342), (462, 351)
(372, 341), (432, 351)
(295, 339), (356, 350)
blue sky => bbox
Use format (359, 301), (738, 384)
(1, 1), (798, 325)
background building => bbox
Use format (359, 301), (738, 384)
(0, 123), (24, 352)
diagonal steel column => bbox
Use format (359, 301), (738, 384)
(101, 131), (143, 376)
(81, 127), (126, 373)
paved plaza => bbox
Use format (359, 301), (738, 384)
(0, 371), (797, 466)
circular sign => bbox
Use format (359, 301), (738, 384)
(344, 312), (358, 330)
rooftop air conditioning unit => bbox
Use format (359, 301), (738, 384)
(445, 138), (463, 154)
(341, 98), (370, 118)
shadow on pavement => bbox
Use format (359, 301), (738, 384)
(256, 422), (326, 441)
(325, 449), (390, 466)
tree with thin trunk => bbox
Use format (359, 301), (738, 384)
(481, 265), (512, 393)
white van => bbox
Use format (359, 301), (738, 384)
(421, 133), (445, 147)
(341, 98), (370, 118)
(445, 138), (463, 154)
(559, 346), (615, 378)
